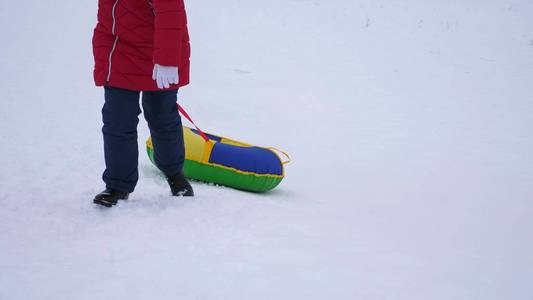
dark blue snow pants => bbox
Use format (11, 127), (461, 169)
(101, 86), (185, 193)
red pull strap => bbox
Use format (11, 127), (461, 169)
(177, 104), (209, 142)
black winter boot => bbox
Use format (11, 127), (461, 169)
(93, 188), (129, 207)
(167, 172), (194, 197)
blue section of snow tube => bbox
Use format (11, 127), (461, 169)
(208, 143), (283, 176)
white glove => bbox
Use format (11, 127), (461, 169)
(152, 64), (179, 89)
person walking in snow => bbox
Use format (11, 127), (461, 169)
(91, 0), (193, 207)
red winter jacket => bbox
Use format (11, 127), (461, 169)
(92, 0), (190, 91)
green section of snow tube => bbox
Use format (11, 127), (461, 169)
(146, 145), (283, 193)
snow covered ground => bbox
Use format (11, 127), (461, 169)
(1, 0), (532, 299)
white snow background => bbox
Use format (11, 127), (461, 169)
(1, 0), (532, 299)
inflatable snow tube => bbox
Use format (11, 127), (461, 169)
(146, 126), (290, 193)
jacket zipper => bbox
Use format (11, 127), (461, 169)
(106, 0), (120, 83)
(147, 0), (156, 16)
